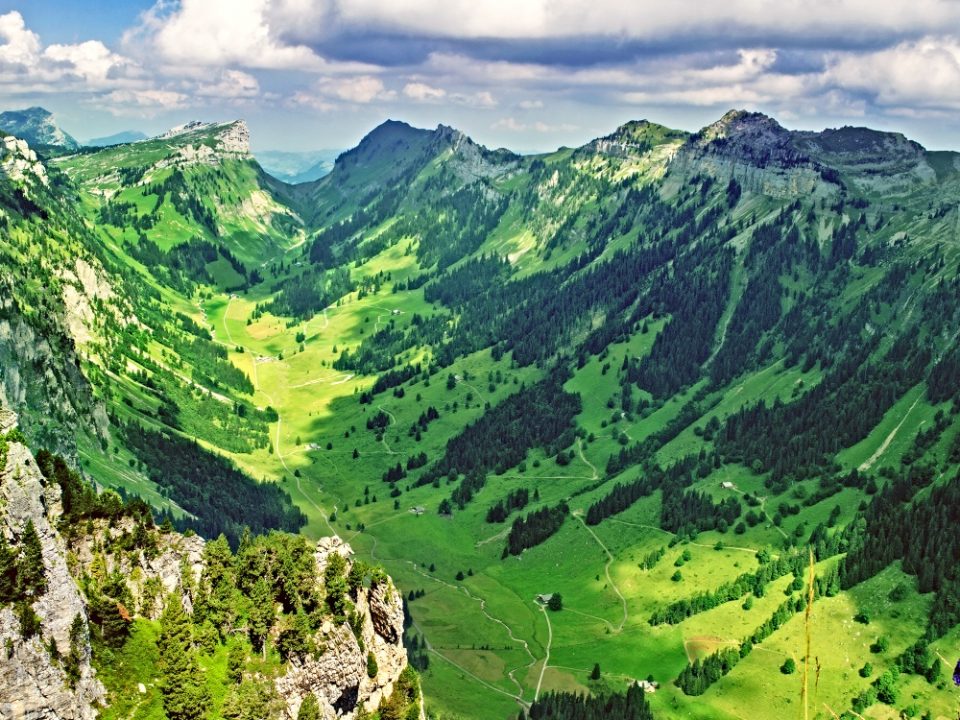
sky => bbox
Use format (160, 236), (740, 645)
(3, 0), (960, 152)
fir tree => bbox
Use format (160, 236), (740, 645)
(158, 592), (210, 720)
(17, 520), (46, 597)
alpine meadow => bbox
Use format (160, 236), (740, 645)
(2, 3), (960, 720)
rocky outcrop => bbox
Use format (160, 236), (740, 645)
(0, 412), (105, 719)
(668, 109), (839, 200)
(70, 520), (205, 619)
(153, 120), (252, 171)
(277, 538), (408, 719)
(0, 298), (104, 460)
(0, 134), (48, 187)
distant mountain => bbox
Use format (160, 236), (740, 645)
(85, 130), (148, 147)
(255, 149), (341, 183)
(0, 106), (79, 150)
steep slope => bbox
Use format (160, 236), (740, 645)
(0, 106), (80, 151)
(0, 130), (113, 457)
(56, 120), (302, 266)
(0, 410), (104, 719)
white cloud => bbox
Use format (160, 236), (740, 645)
(0, 11), (40, 68)
(450, 90), (497, 108)
(403, 81), (446, 101)
(518, 99), (543, 109)
(0, 11), (136, 90)
(492, 117), (577, 132)
(97, 89), (188, 116)
(43, 40), (136, 87)
(317, 75), (394, 103)
(824, 37), (960, 110)
(274, 0), (960, 42)
(291, 74), (395, 109)
(195, 69), (260, 99)
(126, 0), (324, 71)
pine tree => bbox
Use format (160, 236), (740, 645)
(249, 578), (275, 657)
(18, 520), (46, 597)
(590, 662), (601, 680)
(158, 592), (210, 720)
(0, 534), (18, 603)
(227, 640), (246, 684)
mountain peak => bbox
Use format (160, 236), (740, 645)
(701, 109), (786, 142)
(155, 119), (250, 156)
(0, 106), (79, 150)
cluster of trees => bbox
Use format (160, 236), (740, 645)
(675, 595), (806, 695)
(718, 337), (930, 484)
(630, 242), (733, 398)
(841, 468), (960, 638)
(523, 685), (655, 720)
(586, 454), (741, 536)
(503, 502), (568, 557)
(649, 549), (810, 626)
(144, 169), (218, 236)
(418, 370), (580, 511)
(121, 423), (306, 546)
(361, 363), (422, 401)
(0, 519), (46, 611)
(386, 176), (509, 270)
(485, 488), (530, 523)
(268, 265), (355, 319)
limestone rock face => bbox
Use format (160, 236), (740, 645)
(0, 135), (49, 187)
(0, 422), (105, 719)
(277, 538), (408, 719)
(70, 521), (205, 619)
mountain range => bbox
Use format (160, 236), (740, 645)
(1, 106), (959, 719)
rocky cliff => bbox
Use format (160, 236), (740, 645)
(277, 537), (407, 719)
(0, 408), (410, 720)
(0, 410), (105, 720)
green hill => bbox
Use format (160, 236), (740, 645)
(3, 109), (960, 720)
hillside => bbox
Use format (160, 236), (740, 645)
(2, 109), (960, 720)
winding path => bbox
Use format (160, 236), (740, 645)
(571, 511), (628, 633)
(375, 405), (399, 455)
(534, 605), (553, 701)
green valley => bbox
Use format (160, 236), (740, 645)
(2, 107), (960, 720)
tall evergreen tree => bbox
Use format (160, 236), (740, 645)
(158, 592), (210, 720)
(17, 520), (46, 597)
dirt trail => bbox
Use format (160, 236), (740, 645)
(376, 405), (399, 455)
(403, 561), (539, 703)
(858, 394), (922, 471)
(572, 511), (628, 633)
(534, 605), (553, 701)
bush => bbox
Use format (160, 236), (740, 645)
(780, 658), (796, 675)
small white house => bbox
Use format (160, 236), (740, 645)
(536, 593), (554, 605)
(721, 481), (736, 490)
